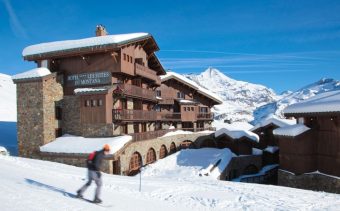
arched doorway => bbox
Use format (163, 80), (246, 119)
(169, 142), (177, 154)
(159, 145), (168, 159)
(146, 148), (156, 164)
(128, 151), (142, 176)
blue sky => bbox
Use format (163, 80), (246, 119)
(1, 0), (340, 93)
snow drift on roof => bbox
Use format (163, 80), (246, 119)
(12, 67), (51, 80)
(273, 124), (310, 137)
(160, 71), (223, 104)
(74, 87), (108, 94)
(284, 90), (340, 114)
(264, 146), (279, 154)
(40, 134), (132, 154)
(23, 33), (150, 57)
(214, 128), (259, 142)
(251, 116), (296, 131)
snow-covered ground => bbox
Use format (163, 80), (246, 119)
(1, 154), (340, 211)
(0, 73), (16, 122)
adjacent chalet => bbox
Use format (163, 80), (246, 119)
(156, 71), (222, 131)
(251, 117), (296, 165)
(273, 90), (340, 193)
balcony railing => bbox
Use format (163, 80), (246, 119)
(158, 98), (175, 105)
(113, 109), (157, 121)
(113, 83), (157, 101)
(159, 112), (182, 120)
(181, 127), (216, 132)
(197, 113), (214, 120)
(135, 63), (161, 85)
(129, 129), (175, 142)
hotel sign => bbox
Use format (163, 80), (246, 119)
(67, 71), (111, 87)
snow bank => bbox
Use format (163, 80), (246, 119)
(273, 124), (310, 137)
(161, 130), (193, 137)
(1, 155), (340, 210)
(264, 146), (279, 153)
(23, 33), (150, 56)
(0, 146), (9, 155)
(0, 74), (16, 121)
(161, 71), (223, 104)
(251, 116), (296, 131)
(12, 67), (51, 80)
(142, 148), (233, 179)
(40, 134), (131, 154)
(215, 128), (259, 142)
(284, 90), (340, 114)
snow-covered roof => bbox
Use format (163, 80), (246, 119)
(23, 33), (150, 57)
(74, 87), (108, 94)
(251, 116), (296, 131)
(214, 128), (259, 142)
(160, 71), (223, 104)
(252, 148), (263, 155)
(161, 130), (193, 137)
(40, 134), (132, 155)
(178, 99), (197, 104)
(284, 90), (340, 115)
(264, 146), (279, 154)
(273, 124), (310, 137)
(12, 67), (51, 81)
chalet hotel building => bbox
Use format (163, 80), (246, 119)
(13, 25), (221, 158)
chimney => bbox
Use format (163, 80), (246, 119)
(95, 24), (107, 36)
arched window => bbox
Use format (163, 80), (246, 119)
(146, 148), (156, 164)
(128, 152), (142, 176)
(169, 142), (177, 154)
(159, 145), (168, 159)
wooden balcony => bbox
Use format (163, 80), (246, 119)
(135, 63), (161, 85)
(129, 129), (175, 142)
(158, 98), (175, 105)
(197, 113), (214, 120)
(181, 127), (216, 132)
(112, 109), (157, 121)
(158, 112), (182, 121)
(113, 83), (157, 101)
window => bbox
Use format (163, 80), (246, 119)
(123, 53), (126, 61)
(130, 56), (133, 63)
(91, 99), (97, 107)
(156, 90), (161, 97)
(184, 107), (187, 111)
(98, 99), (103, 106)
(55, 106), (62, 120)
(177, 92), (184, 99)
(298, 117), (304, 124)
(85, 100), (91, 107)
(191, 107), (194, 111)
(200, 107), (208, 113)
(154, 105), (161, 112)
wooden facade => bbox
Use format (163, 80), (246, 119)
(156, 77), (221, 131)
(277, 114), (340, 177)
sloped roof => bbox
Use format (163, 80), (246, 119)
(22, 33), (158, 60)
(12, 67), (51, 81)
(214, 128), (259, 142)
(273, 124), (310, 137)
(161, 71), (223, 104)
(284, 90), (340, 115)
(251, 116), (296, 131)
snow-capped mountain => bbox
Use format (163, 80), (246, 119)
(253, 78), (340, 124)
(185, 67), (279, 122)
(0, 73), (16, 122)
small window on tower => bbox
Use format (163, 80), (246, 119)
(123, 53), (126, 61)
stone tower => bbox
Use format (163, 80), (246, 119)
(13, 69), (63, 158)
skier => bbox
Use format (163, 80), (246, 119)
(76, 144), (111, 203)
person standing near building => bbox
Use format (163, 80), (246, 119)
(77, 144), (111, 203)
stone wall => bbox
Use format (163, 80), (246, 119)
(62, 95), (81, 136)
(278, 169), (340, 194)
(116, 133), (211, 175)
(81, 123), (114, 137)
(16, 74), (63, 158)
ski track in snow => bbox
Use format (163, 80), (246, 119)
(0, 155), (339, 211)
